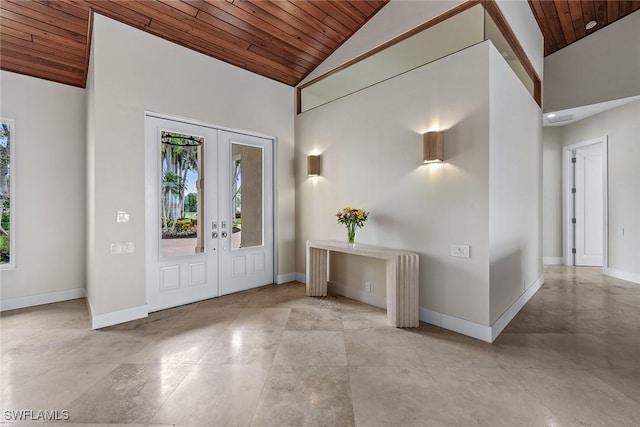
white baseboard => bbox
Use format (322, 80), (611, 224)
(327, 281), (386, 309)
(490, 274), (545, 341)
(87, 298), (148, 330)
(295, 272), (306, 284)
(276, 273), (297, 284)
(0, 288), (86, 312)
(603, 267), (640, 285)
(543, 257), (563, 265)
(419, 274), (545, 343)
(419, 307), (492, 342)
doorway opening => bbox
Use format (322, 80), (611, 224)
(562, 136), (608, 267)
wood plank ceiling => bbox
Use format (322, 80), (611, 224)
(0, 0), (388, 88)
(0, 1), (638, 89)
(529, 0), (640, 56)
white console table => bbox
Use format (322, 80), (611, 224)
(306, 240), (419, 328)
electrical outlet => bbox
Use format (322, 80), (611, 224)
(110, 242), (135, 255)
(450, 244), (470, 258)
(364, 282), (372, 292)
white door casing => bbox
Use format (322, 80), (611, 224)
(145, 114), (275, 312)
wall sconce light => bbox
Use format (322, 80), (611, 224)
(423, 131), (444, 164)
(307, 155), (321, 176)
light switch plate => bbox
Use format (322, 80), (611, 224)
(117, 211), (130, 223)
(450, 244), (470, 258)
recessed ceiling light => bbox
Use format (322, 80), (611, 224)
(586, 20), (597, 30)
(547, 113), (556, 119)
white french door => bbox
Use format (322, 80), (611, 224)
(218, 130), (274, 295)
(145, 115), (274, 312)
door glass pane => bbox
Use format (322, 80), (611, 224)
(231, 143), (263, 250)
(160, 131), (204, 257)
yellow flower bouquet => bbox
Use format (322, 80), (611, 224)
(335, 206), (369, 246)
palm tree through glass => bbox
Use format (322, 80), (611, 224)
(160, 131), (204, 258)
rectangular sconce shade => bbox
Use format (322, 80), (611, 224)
(423, 131), (444, 164)
(307, 155), (321, 176)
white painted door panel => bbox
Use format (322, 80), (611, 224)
(575, 147), (603, 266)
(145, 116), (219, 311)
(218, 130), (274, 295)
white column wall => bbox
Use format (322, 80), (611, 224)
(488, 44), (543, 323)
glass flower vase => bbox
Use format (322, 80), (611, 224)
(347, 227), (356, 248)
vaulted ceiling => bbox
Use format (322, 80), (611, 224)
(0, 0), (387, 88)
(1, 1), (638, 89)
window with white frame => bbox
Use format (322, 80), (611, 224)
(1, 118), (14, 268)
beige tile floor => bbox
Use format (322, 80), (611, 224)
(1, 265), (639, 426)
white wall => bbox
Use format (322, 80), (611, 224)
(494, 0), (543, 79)
(544, 11), (640, 112)
(301, 0), (543, 86)
(296, 42), (492, 325)
(0, 71), (86, 302)
(488, 45), (543, 323)
(541, 126), (563, 260)
(296, 0), (542, 335)
(561, 101), (640, 279)
(300, 0), (465, 85)
(88, 14), (295, 317)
